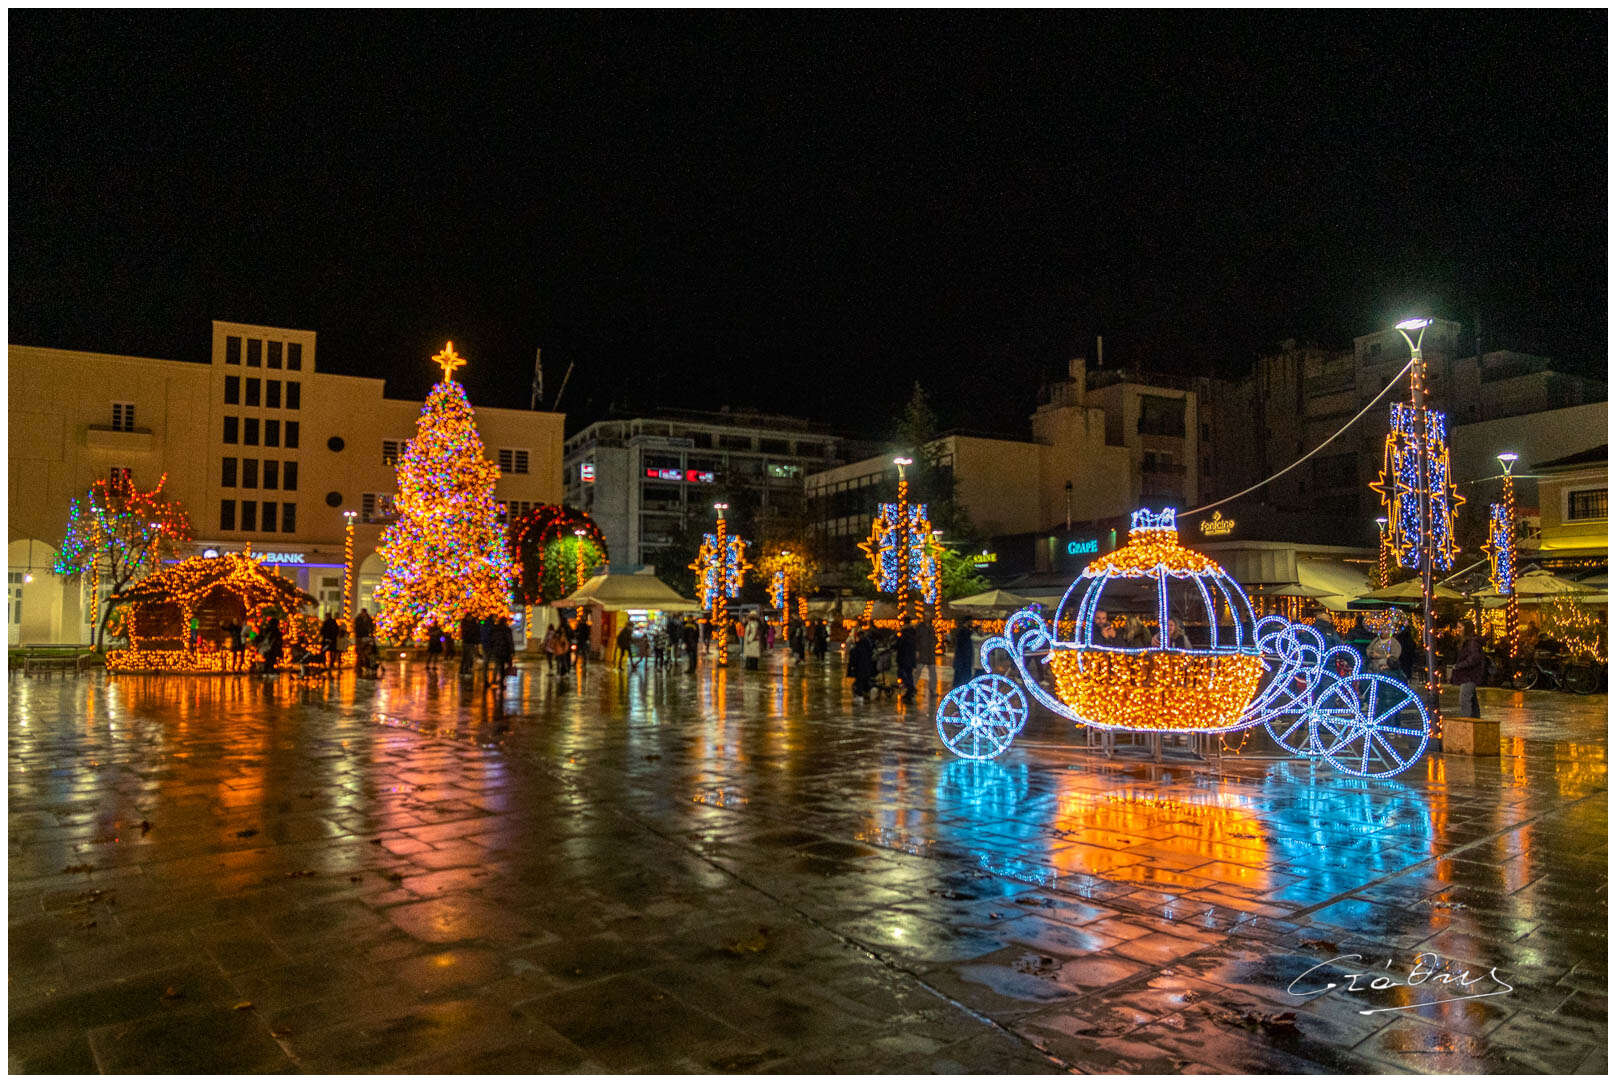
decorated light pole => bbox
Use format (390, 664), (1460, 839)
(770, 550), (792, 639)
(1485, 452), (1520, 658)
(1372, 317), (1465, 735)
(1374, 516), (1391, 588)
(691, 502), (750, 666)
(342, 510), (357, 630)
(861, 456), (941, 624)
(573, 528), (589, 592)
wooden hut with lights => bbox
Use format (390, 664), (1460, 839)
(105, 549), (316, 671)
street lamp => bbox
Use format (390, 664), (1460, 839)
(1393, 317), (1439, 725)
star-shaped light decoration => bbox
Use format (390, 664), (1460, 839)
(432, 341), (467, 382)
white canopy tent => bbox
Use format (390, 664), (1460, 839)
(551, 570), (702, 613)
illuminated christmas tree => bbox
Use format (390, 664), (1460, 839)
(374, 342), (513, 640)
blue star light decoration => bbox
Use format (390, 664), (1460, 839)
(862, 501), (940, 601)
(693, 533), (749, 610)
(1483, 502), (1514, 595)
(1371, 403), (1464, 572)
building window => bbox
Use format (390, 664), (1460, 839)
(267, 380), (282, 409)
(383, 439), (403, 465)
(247, 339), (262, 367)
(268, 341), (283, 369)
(265, 419), (280, 447)
(224, 375), (240, 405)
(240, 500), (257, 532)
(286, 381), (300, 410)
(287, 342), (302, 370)
(262, 501), (277, 532)
(224, 416), (239, 444)
(220, 500), (235, 531)
(225, 336), (242, 365)
(222, 457), (237, 487)
(241, 459), (258, 488)
(362, 492), (397, 524)
(285, 421), (299, 449)
(768, 463), (802, 479)
(244, 418), (260, 446)
(245, 378), (261, 407)
(283, 461), (298, 491)
(111, 402), (136, 432)
(282, 502), (297, 533)
(263, 461), (279, 490)
(760, 438), (789, 454)
(498, 448), (530, 474)
(108, 466), (131, 487)
(719, 434), (752, 451)
(1567, 488), (1607, 521)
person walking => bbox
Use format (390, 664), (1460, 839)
(895, 620), (918, 702)
(1394, 622), (1418, 681)
(544, 625), (569, 677)
(743, 613), (763, 671)
(849, 626), (876, 700)
(226, 619), (247, 672)
(459, 613), (480, 677)
(813, 618), (829, 660)
(1367, 628), (1401, 674)
(682, 617), (700, 674)
(320, 612), (342, 671)
(1453, 620), (1486, 718)
(787, 616), (806, 663)
(425, 619), (444, 671)
(492, 617), (516, 682)
(953, 619), (975, 689)
(615, 620), (635, 670)
(573, 614), (592, 673)
(915, 620), (937, 693)
(258, 613), (283, 675)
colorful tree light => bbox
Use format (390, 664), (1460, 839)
(54, 471), (193, 646)
(373, 342), (514, 641)
(690, 503), (750, 665)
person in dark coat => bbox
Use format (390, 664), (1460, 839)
(227, 619), (247, 672)
(953, 620), (975, 688)
(320, 613), (341, 670)
(788, 617), (806, 663)
(812, 619), (829, 659)
(1394, 622), (1418, 681)
(849, 628), (877, 700)
(572, 614), (592, 673)
(459, 613), (480, 676)
(682, 617), (700, 674)
(1452, 620), (1487, 718)
(895, 621), (918, 701)
(480, 617), (497, 681)
(425, 619), (444, 670)
(492, 617), (516, 682)
(258, 614), (283, 675)
(915, 620), (937, 693)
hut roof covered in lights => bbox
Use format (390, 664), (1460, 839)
(110, 549), (316, 650)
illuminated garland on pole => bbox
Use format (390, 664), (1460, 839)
(1483, 453), (1520, 659)
(373, 342), (514, 641)
(860, 457), (941, 623)
(690, 502), (751, 665)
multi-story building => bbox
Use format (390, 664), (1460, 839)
(806, 357), (1207, 574)
(1527, 445), (1607, 570)
(8, 320), (564, 645)
(1236, 321), (1605, 540)
(561, 409), (855, 573)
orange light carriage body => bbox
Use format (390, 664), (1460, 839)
(1042, 512), (1264, 733)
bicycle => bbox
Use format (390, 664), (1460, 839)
(1509, 650), (1602, 695)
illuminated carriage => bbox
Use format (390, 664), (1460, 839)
(938, 509), (1432, 778)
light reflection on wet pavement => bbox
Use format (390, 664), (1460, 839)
(8, 657), (1607, 1072)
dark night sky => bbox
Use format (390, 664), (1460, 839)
(11, 11), (1607, 438)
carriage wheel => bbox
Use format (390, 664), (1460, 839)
(1314, 673), (1430, 778)
(1264, 710), (1320, 756)
(937, 675), (1027, 760)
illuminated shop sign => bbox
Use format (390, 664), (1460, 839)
(686, 470), (715, 484)
(580, 463), (595, 483)
(973, 551), (998, 565)
(646, 468), (683, 481)
(1199, 510), (1236, 536)
(254, 552), (306, 565)
(1066, 538), (1099, 555)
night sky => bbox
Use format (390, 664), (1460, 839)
(11, 12), (1607, 438)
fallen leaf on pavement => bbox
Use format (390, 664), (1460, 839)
(234, 828), (259, 838)
(232, 1001), (254, 1011)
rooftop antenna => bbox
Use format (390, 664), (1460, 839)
(551, 360), (576, 411)
(530, 348), (543, 410)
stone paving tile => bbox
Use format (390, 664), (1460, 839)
(8, 660), (1608, 1072)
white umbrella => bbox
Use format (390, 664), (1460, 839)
(946, 588), (1037, 616)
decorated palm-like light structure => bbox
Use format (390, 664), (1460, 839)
(861, 457), (942, 622)
(1482, 452), (1520, 657)
(690, 502), (751, 665)
(938, 508), (1431, 778)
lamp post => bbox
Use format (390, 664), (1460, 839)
(893, 457), (914, 622)
(713, 503), (730, 666)
(1497, 452), (1519, 659)
(573, 528), (589, 592)
(1394, 317), (1439, 727)
(341, 510), (357, 633)
(777, 550), (792, 641)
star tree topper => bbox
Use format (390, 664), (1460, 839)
(433, 341), (467, 382)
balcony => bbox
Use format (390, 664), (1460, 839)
(85, 425), (154, 452)
(1137, 420), (1186, 438)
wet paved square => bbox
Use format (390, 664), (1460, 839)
(8, 657), (1607, 1072)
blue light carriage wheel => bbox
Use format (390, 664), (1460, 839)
(1313, 673), (1431, 778)
(937, 675), (1028, 760)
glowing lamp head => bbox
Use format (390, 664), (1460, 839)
(1497, 452), (1519, 475)
(1395, 318), (1432, 331)
(893, 457), (913, 466)
(574, 528), (587, 537)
